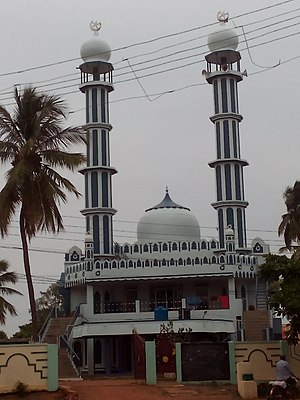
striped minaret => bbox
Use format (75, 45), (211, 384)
(79, 22), (117, 258)
(204, 12), (248, 251)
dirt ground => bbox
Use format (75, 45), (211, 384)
(0, 378), (241, 400)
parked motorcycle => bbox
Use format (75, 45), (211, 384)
(268, 377), (298, 400)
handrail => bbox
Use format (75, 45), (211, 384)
(38, 305), (60, 342)
(59, 305), (82, 375)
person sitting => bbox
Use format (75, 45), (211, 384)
(276, 355), (296, 383)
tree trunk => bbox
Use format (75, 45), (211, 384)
(19, 208), (38, 341)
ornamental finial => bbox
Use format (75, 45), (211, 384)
(217, 10), (229, 23)
(89, 20), (102, 34)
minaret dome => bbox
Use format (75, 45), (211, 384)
(80, 21), (111, 63)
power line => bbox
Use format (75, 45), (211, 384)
(0, 0), (295, 80)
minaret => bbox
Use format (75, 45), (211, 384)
(79, 21), (117, 258)
(204, 12), (249, 252)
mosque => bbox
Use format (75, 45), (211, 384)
(61, 14), (271, 375)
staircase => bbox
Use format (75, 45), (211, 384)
(256, 277), (268, 310)
(42, 316), (79, 379)
(243, 310), (270, 341)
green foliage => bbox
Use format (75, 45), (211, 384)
(259, 254), (300, 344)
(12, 323), (33, 339)
(0, 87), (85, 340)
(13, 381), (29, 397)
(160, 321), (192, 343)
(0, 259), (22, 325)
(278, 181), (300, 252)
(12, 283), (63, 338)
(0, 330), (8, 339)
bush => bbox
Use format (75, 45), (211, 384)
(13, 381), (29, 397)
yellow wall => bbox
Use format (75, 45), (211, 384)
(0, 344), (57, 393)
(234, 341), (281, 381)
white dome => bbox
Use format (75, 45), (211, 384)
(85, 233), (93, 243)
(208, 23), (239, 52)
(80, 36), (111, 63)
(137, 191), (200, 244)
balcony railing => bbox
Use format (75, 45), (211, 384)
(93, 296), (230, 315)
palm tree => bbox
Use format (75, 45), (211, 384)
(0, 87), (86, 340)
(278, 181), (300, 252)
(0, 259), (22, 325)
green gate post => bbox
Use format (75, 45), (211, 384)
(47, 344), (58, 391)
(145, 341), (157, 385)
(176, 342), (182, 383)
(228, 341), (236, 384)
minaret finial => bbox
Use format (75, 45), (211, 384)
(89, 20), (102, 36)
(217, 10), (229, 23)
(166, 186), (169, 193)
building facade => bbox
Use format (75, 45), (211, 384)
(61, 16), (270, 375)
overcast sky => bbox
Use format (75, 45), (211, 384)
(0, 0), (299, 336)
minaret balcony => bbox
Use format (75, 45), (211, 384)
(78, 166), (117, 175)
(80, 207), (117, 216)
(211, 200), (249, 209)
(83, 122), (113, 131)
(208, 158), (248, 168)
(205, 69), (243, 84)
(210, 113), (243, 123)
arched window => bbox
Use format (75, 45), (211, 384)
(195, 257), (200, 265)
(143, 244), (149, 252)
(172, 242), (178, 251)
(178, 258), (183, 266)
(201, 241), (207, 250)
(162, 243), (168, 252)
(124, 245), (130, 253)
(120, 260), (125, 268)
(129, 260), (133, 268)
(162, 259), (167, 266)
(95, 261), (100, 270)
(153, 243), (159, 252)
(133, 244), (139, 253)
(104, 261), (109, 269)
(170, 258), (175, 266)
(182, 242), (187, 251)
(191, 241), (197, 250)
(145, 259), (150, 267)
(112, 261), (117, 269)
(187, 258), (191, 265)
(203, 257), (208, 264)
(137, 260), (142, 267)
(211, 256), (217, 264)
(220, 255), (225, 264)
(94, 291), (101, 314)
(211, 240), (217, 249)
(154, 259), (158, 267)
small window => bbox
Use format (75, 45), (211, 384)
(191, 242), (197, 250)
(211, 240), (217, 249)
(124, 245), (130, 253)
(172, 243), (178, 251)
(178, 258), (183, 266)
(170, 258), (175, 266)
(195, 257), (200, 265)
(143, 244), (149, 252)
(201, 241), (207, 250)
(162, 243), (168, 252)
(134, 244), (139, 253)
(187, 258), (191, 265)
(154, 259), (158, 267)
(153, 243), (159, 252)
(182, 242), (187, 251)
